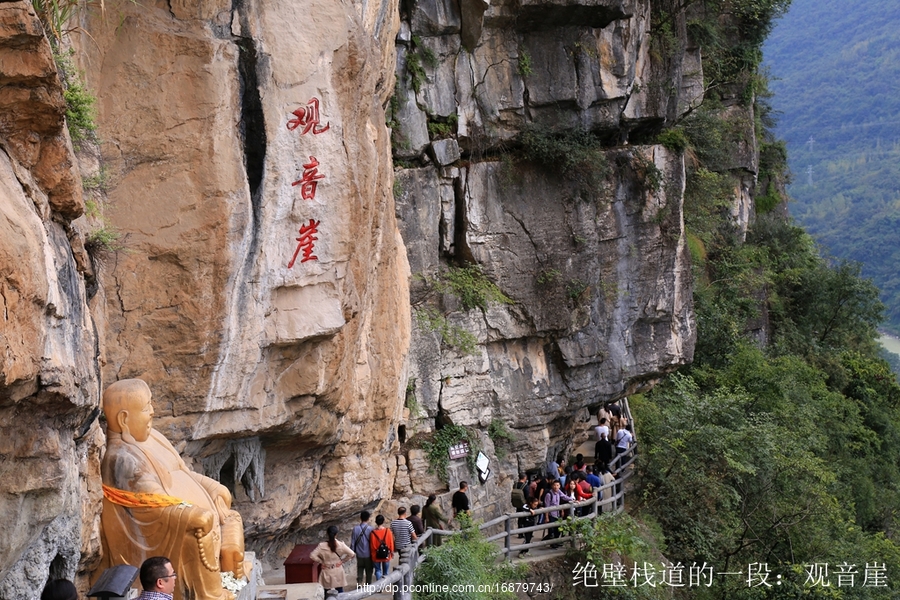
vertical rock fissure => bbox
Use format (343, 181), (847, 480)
(453, 170), (474, 263)
(200, 2), (267, 416)
(234, 24), (266, 256)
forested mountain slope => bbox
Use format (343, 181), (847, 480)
(619, 1), (900, 597)
(764, 0), (900, 333)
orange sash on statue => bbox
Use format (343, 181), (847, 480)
(102, 484), (190, 508)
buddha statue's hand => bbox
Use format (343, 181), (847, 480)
(220, 511), (245, 578)
(220, 546), (245, 579)
(187, 507), (215, 537)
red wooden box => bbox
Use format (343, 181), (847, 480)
(284, 544), (320, 584)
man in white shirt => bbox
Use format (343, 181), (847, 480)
(615, 427), (634, 468)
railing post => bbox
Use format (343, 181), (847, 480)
(504, 514), (512, 558)
(408, 544), (418, 587)
(394, 547), (412, 600)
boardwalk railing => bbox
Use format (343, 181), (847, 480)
(334, 399), (638, 599)
(336, 542), (423, 600)
(333, 443), (638, 600)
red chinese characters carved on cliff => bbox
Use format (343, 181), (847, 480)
(287, 98), (330, 135)
(288, 219), (321, 268)
(286, 98), (328, 268)
(292, 156), (325, 200)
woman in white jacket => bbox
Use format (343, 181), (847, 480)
(310, 525), (356, 593)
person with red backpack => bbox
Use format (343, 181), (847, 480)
(369, 514), (394, 581)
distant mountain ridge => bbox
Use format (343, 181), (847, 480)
(764, 0), (900, 334)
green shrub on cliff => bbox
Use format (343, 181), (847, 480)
(51, 50), (98, 147)
(519, 125), (611, 189)
(34, 4), (100, 146)
(414, 308), (478, 356)
(405, 36), (438, 94)
(517, 49), (533, 77)
(421, 424), (482, 481)
(415, 516), (524, 600)
(411, 265), (510, 359)
(673, 0), (790, 90)
(656, 127), (689, 153)
(487, 418), (515, 459)
(84, 224), (121, 253)
(435, 265), (512, 311)
(63, 78), (97, 145)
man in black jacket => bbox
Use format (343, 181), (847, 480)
(451, 481), (470, 520)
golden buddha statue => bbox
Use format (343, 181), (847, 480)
(98, 379), (247, 600)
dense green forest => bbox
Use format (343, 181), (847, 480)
(763, 0), (900, 335)
(627, 1), (900, 597)
(633, 215), (900, 598)
(568, 0), (900, 597)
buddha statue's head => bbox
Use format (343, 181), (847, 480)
(103, 379), (154, 443)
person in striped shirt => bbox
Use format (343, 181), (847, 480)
(390, 506), (418, 551)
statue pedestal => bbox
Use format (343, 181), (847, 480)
(235, 552), (259, 600)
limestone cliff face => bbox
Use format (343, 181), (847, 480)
(2, 0), (411, 590)
(0, 2), (101, 596)
(1, 0), (713, 592)
(389, 0), (699, 512)
(76, 0), (409, 559)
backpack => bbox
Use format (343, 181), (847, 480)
(374, 530), (390, 560)
(511, 483), (526, 510)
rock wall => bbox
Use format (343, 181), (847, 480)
(390, 0), (699, 511)
(0, 2), (102, 597)
(75, 0), (410, 562)
(2, 0), (413, 590)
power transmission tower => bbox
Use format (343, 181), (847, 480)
(807, 165), (814, 186)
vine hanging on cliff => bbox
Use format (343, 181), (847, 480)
(421, 423), (482, 481)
